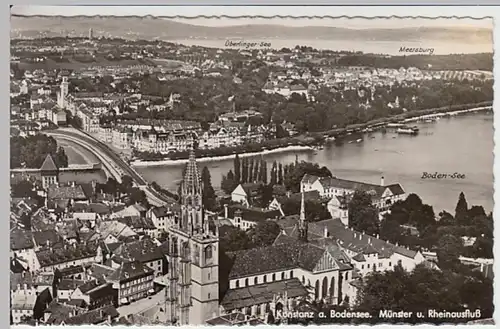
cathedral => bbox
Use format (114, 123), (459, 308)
(164, 148), (220, 325)
(163, 150), (354, 325)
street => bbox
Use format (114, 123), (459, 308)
(117, 288), (166, 317)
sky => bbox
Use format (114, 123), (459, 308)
(10, 6), (494, 29)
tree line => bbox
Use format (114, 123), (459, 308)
(10, 134), (68, 169)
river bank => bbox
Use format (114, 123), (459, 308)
(131, 145), (313, 167)
(131, 102), (492, 168)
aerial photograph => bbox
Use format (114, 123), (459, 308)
(9, 6), (494, 326)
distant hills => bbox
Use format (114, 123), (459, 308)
(11, 15), (493, 44)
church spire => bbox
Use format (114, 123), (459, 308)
(183, 144), (202, 195)
(298, 184), (308, 242)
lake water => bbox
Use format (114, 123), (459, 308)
(168, 39), (493, 56)
(136, 112), (494, 214)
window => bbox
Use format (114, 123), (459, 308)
(361, 265), (364, 269)
(244, 278), (248, 287)
(367, 264), (370, 269)
(208, 293), (211, 299)
(235, 281), (239, 288)
(254, 277), (258, 285)
(263, 276), (267, 283)
(290, 270), (294, 278)
(208, 273), (211, 280)
(389, 262), (392, 267)
(272, 273), (276, 281)
(379, 263), (382, 268)
(281, 272), (285, 280)
(345, 272), (349, 280)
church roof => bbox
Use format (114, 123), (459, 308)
(221, 278), (308, 311)
(40, 154), (58, 172)
(225, 239), (326, 279)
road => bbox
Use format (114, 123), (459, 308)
(117, 288), (166, 317)
(46, 128), (177, 206)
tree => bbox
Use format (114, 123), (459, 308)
(348, 190), (379, 236)
(241, 157), (248, 183)
(120, 175), (134, 193)
(257, 184), (274, 208)
(379, 217), (403, 245)
(436, 234), (463, 270)
(219, 225), (253, 252)
(221, 170), (236, 194)
(201, 166), (216, 211)
(127, 187), (149, 208)
(248, 158), (254, 183)
(233, 154), (241, 184)
(283, 161), (333, 192)
(261, 159), (268, 184)
(247, 221), (281, 247)
(270, 161), (278, 186)
(277, 163), (284, 185)
(252, 158), (260, 182)
(55, 146), (69, 168)
(455, 192), (469, 225)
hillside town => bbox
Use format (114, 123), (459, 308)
(10, 17), (494, 327)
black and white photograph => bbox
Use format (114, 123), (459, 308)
(9, 6), (494, 326)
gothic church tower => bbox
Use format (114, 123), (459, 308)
(165, 148), (220, 325)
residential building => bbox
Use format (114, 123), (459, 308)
(106, 261), (155, 306)
(301, 174), (405, 215)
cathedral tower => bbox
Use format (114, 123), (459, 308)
(165, 147), (220, 325)
(298, 184), (308, 242)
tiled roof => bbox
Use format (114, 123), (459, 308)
(151, 205), (178, 217)
(221, 278), (308, 311)
(226, 239), (326, 279)
(116, 216), (156, 230)
(226, 204), (281, 223)
(114, 238), (164, 263)
(45, 301), (85, 325)
(47, 185), (87, 200)
(72, 202), (110, 214)
(88, 263), (115, 281)
(40, 154), (58, 172)
(10, 228), (34, 250)
(106, 260), (154, 282)
(33, 230), (60, 246)
(64, 305), (119, 325)
(309, 218), (418, 259)
(58, 279), (86, 291)
(35, 241), (99, 267)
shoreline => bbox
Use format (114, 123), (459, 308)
(131, 145), (314, 167)
(401, 106), (492, 123)
(130, 104), (492, 168)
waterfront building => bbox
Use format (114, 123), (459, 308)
(301, 174), (405, 215)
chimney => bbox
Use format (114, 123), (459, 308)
(72, 181), (75, 187)
(368, 237), (371, 244)
(376, 234), (380, 239)
(323, 226), (328, 238)
(224, 204), (228, 218)
(46, 240), (50, 247)
(353, 233), (356, 238)
(380, 176), (385, 186)
(359, 234), (362, 241)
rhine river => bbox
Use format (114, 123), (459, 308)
(136, 112), (494, 214)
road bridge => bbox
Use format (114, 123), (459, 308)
(46, 129), (177, 207)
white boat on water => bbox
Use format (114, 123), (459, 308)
(356, 138), (363, 143)
(397, 126), (419, 135)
